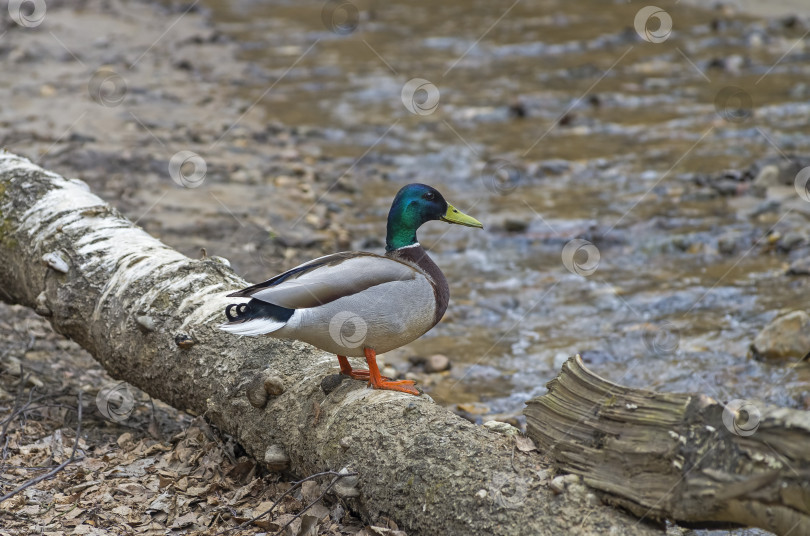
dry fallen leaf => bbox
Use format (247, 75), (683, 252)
(170, 511), (198, 529)
(514, 435), (537, 453)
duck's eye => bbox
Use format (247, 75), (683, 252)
(423, 192), (435, 201)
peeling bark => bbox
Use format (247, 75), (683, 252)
(0, 152), (662, 536)
(525, 355), (810, 536)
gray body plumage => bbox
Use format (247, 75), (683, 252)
(220, 245), (450, 357)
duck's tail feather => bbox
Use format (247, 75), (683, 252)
(219, 299), (294, 337)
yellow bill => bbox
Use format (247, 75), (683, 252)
(441, 204), (484, 229)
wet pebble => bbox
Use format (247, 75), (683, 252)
(778, 231), (807, 252)
(712, 178), (744, 196)
(753, 165), (781, 190)
(536, 159), (571, 176)
(750, 311), (810, 360)
(408, 353), (452, 373)
(787, 256), (810, 276)
(717, 235), (735, 255)
(425, 354), (451, 373)
(503, 219), (528, 233)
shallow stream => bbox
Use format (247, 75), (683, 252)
(198, 0), (810, 421)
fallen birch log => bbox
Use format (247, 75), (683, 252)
(0, 152), (661, 536)
(525, 355), (810, 536)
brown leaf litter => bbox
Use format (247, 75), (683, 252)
(0, 302), (406, 536)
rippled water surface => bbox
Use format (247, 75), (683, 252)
(203, 0), (810, 420)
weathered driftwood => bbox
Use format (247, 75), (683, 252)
(525, 355), (810, 536)
(0, 152), (662, 536)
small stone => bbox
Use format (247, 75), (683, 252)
(263, 375), (285, 396)
(35, 291), (51, 317)
(136, 315), (156, 332)
(246, 375), (269, 409)
(549, 476), (567, 494)
(332, 467), (359, 498)
(475, 489), (487, 500)
(483, 420), (519, 436)
(751, 310), (810, 360)
(264, 445), (289, 471)
(567, 482), (588, 500)
(320, 374), (346, 395)
(339, 437), (351, 449)
(712, 179), (741, 196)
(717, 233), (739, 255)
(174, 334), (196, 349)
(425, 354), (450, 373)
(788, 256), (810, 275)
(779, 232), (806, 252)
(504, 219), (528, 233)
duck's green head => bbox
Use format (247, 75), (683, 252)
(385, 183), (483, 251)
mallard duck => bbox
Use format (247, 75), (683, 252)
(220, 183), (483, 395)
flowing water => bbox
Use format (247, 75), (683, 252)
(201, 0), (810, 421)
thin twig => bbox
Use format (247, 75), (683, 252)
(0, 436), (9, 475)
(0, 371), (29, 445)
(215, 470), (357, 535)
(0, 391), (83, 504)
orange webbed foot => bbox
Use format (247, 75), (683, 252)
(344, 369), (393, 382)
(336, 352), (421, 396)
(363, 348), (421, 397)
(336, 355), (391, 381)
(372, 379), (421, 395)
